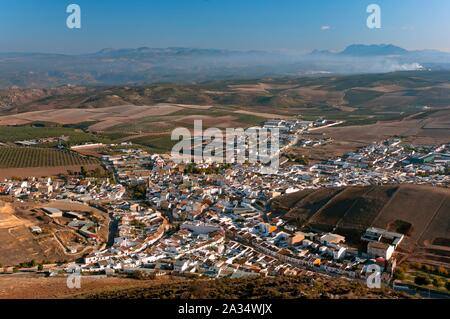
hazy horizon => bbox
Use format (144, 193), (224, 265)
(0, 43), (449, 56)
(1, 0), (450, 54)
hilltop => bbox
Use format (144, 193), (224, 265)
(339, 44), (408, 56)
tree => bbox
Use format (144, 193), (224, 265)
(80, 166), (87, 177)
(393, 268), (406, 280)
(437, 266), (448, 276)
(129, 184), (147, 200)
(421, 264), (432, 272)
(414, 275), (430, 286)
(432, 278), (442, 288)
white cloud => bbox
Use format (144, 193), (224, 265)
(321, 25), (331, 31)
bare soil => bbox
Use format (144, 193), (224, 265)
(0, 274), (177, 299)
(0, 164), (101, 179)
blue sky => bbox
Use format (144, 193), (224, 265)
(1, 0), (449, 54)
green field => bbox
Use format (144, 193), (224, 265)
(344, 89), (384, 106)
(0, 125), (109, 145)
(0, 147), (99, 168)
(129, 135), (176, 153)
(106, 107), (267, 135)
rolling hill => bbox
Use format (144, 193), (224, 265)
(271, 185), (450, 268)
(0, 70), (448, 152)
(2, 70), (450, 117)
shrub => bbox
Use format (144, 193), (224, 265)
(437, 266), (448, 277)
(393, 269), (406, 280)
(432, 278), (442, 287)
(414, 275), (430, 286)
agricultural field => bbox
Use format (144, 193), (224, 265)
(271, 185), (450, 267)
(308, 186), (373, 231)
(129, 135), (176, 153)
(1, 71), (450, 117)
(0, 70), (449, 153)
(0, 125), (108, 145)
(0, 147), (99, 168)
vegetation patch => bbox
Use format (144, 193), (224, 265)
(0, 147), (99, 168)
(0, 125), (108, 145)
(79, 276), (410, 299)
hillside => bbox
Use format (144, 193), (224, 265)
(0, 70), (448, 154)
(271, 185), (450, 268)
(340, 44), (408, 56)
(78, 276), (410, 299)
(2, 71), (450, 121)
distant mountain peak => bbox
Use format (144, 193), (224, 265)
(340, 44), (408, 56)
(309, 49), (334, 56)
(97, 48), (116, 54)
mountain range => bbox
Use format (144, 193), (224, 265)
(1, 44), (450, 88)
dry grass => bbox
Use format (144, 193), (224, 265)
(0, 274), (174, 299)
